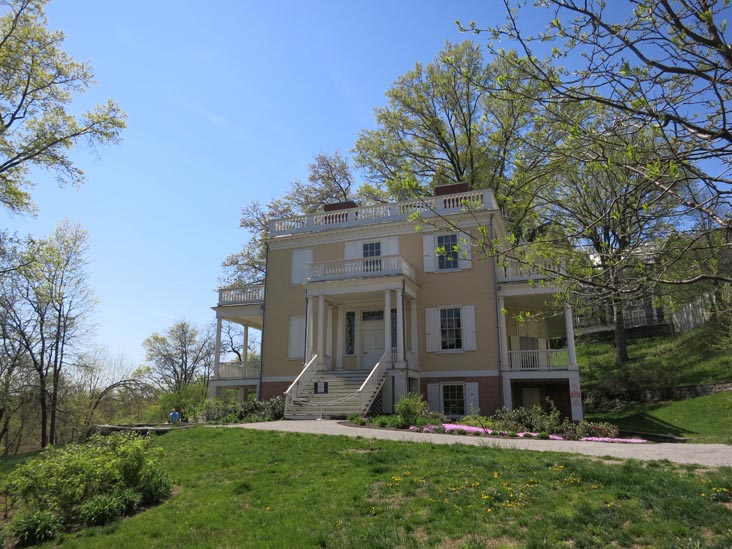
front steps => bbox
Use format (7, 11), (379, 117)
(285, 369), (381, 419)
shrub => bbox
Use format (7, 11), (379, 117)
(10, 510), (62, 546)
(395, 393), (429, 428)
(576, 420), (620, 439)
(79, 493), (127, 526)
(201, 395), (285, 423)
(138, 467), (173, 505)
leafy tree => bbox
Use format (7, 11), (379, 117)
(467, 0), (732, 285)
(142, 319), (214, 394)
(221, 151), (356, 286)
(0, 0), (125, 213)
(0, 221), (93, 447)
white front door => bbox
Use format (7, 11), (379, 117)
(361, 320), (385, 370)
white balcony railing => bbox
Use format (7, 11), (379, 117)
(505, 349), (569, 371)
(497, 258), (556, 282)
(214, 361), (261, 379)
(308, 255), (416, 283)
(218, 285), (265, 306)
(269, 189), (496, 236)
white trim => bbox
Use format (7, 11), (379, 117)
(261, 376), (297, 383)
(419, 369), (500, 378)
(209, 379), (259, 387)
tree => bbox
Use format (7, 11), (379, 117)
(0, 221), (93, 447)
(466, 0), (732, 286)
(0, 0), (125, 214)
(221, 151), (356, 286)
(142, 320), (214, 394)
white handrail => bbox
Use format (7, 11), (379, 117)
(285, 354), (319, 401)
(358, 351), (389, 409)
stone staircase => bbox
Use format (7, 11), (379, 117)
(285, 369), (382, 419)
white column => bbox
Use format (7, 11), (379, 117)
(317, 295), (325, 363)
(336, 306), (344, 370)
(564, 303), (578, 369)
(213, 317), (222, 378)
(384, 289), (392, 362)
(326, 305), (333, 369)
(410, 298), (418, 354)
(498, 296), (509, 370)
(396, 288), (404, 365)
(243, 325), (249, 365)
(305, 296), (314, 361)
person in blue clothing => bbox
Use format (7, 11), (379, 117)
(168, 408), (180, 424)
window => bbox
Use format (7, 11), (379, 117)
(440, 307), (462, 350)
(362, 241), (381, 272)
(423, 233), (471, 273)
(425, 306), (476, 352)
(442, 384), (465, 416)
(345, 311), (355, 354)
(436, 234), (458, 270)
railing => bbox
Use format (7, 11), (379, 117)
(214, 362), (261, 379)
(269, 189), (496, 236)
(308, 255), (416, 283)
(506, 349), (569, 371)
(358, 351), (390, 410)
(498, 258), (556, 282)
(285, 354), (319, 404)
(218, 285), (265, 306)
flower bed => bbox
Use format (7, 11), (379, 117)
(407, 422), (648, 443)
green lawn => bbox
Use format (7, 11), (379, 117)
(589, 391), (732, 444)
(5, 427), (731, 548)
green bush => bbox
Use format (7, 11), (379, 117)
(202, 396), (285, 423)
(10, 510), (62, 547)
(395, 393), (429, 428)
(4, 432), (171, 536)
(79, 493), (127, 526)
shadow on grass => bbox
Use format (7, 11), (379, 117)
(605, 410), (696, 437)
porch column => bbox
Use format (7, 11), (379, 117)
(213, 317), (222, 379)
(326, 305), (333, 368)
(564, 303), (578, 370)
(384, 289), (392, 362)
(395, 288), (405, 365)
(317, 295), (325, 363)
(497, 295), (509, 370)
(243, 325), (249, 365)
(305, 295), (314, 361)
(410, 298), (418, 354)
(336, 306), (344, 370)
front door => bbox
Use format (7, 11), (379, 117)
(361, 320), (385, 370)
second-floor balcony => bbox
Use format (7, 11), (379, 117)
(308, 255), (416, 283)
(218, 284), (265, 306)
(497, 258), (557, 283)
(505, 349), (570, 371)
(214, 361), (261, 380)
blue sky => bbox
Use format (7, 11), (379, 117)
(2, 0), (544, 367)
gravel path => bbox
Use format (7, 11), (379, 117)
(221, 420), (732, 468)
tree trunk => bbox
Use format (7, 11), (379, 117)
(612, 301), (629, 365)
(39, 375), (48, 448)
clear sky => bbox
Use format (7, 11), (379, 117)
(1, 0), (542, 368)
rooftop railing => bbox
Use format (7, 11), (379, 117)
(269, 189), (497, 236)
(217, 285), (265, 306)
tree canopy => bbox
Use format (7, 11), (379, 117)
(0, 0), (126, 214)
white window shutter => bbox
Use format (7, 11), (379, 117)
(465, 382), (479, 415)
(291, 249), (313, 285)
(288, 316), (306, 359)
(427, 383), (440, 412)
(423, 235), (435, 273)
(458, 232), (472, 270)
(344, 241), (359, 259)
(384, 236), (399, 256)
(462, 305), (476, 351)
(425, 307), (440, 352)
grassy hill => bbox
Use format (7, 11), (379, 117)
(2, 427), (731, 548)
(578, 321), (732, 443)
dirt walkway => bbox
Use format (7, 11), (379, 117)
(221, 420), (732, 468)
